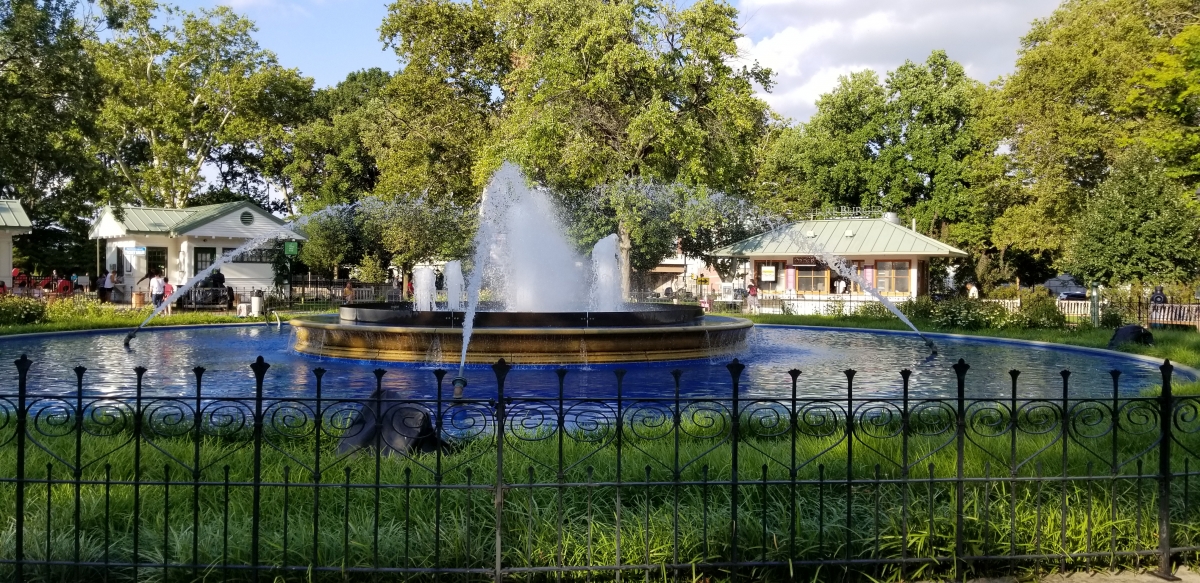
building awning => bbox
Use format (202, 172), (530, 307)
(710, 218), (967, 259)
(650, 265), (685, 274)
(0, 199), (32, 234)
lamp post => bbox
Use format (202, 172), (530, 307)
(1090, 282), (1101, 327)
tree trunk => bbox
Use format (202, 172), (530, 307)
(618, 221), (632, 301)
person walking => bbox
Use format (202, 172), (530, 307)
(149, 272), (166, 308)
(966, 282), (979, 299)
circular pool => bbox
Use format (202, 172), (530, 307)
(0, 324), (1191, 401)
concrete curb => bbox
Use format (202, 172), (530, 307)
(0, 320), (279, 342)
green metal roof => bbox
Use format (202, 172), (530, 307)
(108, 207), (196, 234)
(94, 201), (286, 237)
(169, 200), (286, 234)
(710, 218), (968, 258)
(0, 200), (31, 231)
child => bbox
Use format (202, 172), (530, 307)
(162, 277), (174, 316)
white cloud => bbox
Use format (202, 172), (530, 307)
(733, 0), (1060, 121)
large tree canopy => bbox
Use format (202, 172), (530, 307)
(90, 0), (312, 209)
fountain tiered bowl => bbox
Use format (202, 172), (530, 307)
(290, 303), (752, 364)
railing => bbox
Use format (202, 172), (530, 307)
(1, 355), (1198, 581)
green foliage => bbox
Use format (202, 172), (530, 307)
(854, 301), (893, 319)
(931, 298), (1010, 331)
(1126, 23), (1200, 184)
(899, 296), (936, 320)
(1007, 293), (1068, 329)
(1065, 148), (1200, 284)
(0, 296), (46, 325)
(296, 208), (356, 277)
(994, 0), (1195, 261)
(89, 0), (313, 208)
(354, 253), (389, 284)
(44, 296), (108, 320)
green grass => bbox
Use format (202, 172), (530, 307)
(2, 405), (1199, 582)
(0, 311), (268, 337)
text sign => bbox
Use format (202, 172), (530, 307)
(283, 241), (299, 256)
(791, 256), (818, 266)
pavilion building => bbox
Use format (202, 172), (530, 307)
(709, 213), (967, 314)
(89, 201), (302, 302)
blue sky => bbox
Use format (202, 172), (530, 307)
(164, 0), (1062, 121)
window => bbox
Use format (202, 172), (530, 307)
(850, 260), (864, 292)
(875, 261), (910, 294)
(756, 261), (785, 291)
(147, 247), (167, 275)
(224, 247), (277, 263)
(795, 264), (826, 292)
(194, 247), (216, 277)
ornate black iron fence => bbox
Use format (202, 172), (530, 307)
(1, 355), (1199, 581)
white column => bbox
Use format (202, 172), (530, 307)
(909, 256), (919, 298)
(0, 233), (13, 287)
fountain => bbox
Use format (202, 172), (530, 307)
(290, 163), (752, 365)
(412, 266), (436, 311)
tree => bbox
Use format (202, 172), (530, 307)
(286, 69), (391, 214)
(1, 0), (110, 271)
(295, 207), (356, 277)
(1126, 23), (1200, 184)
(89, 0), (312, 208)
(1064, 148), (1200, 284)
(994, 0), (1196, 263)
(756, 71), (884, 216)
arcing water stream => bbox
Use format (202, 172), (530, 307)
(773, 223), (938, 355)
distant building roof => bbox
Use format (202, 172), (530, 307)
(710, 218), (968, 258)
(0, 199), (32, 232)
(90, 201), (290, 238)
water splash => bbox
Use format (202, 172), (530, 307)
(412, 266), (436, 311)
(589, 234), (621, 312)
(458, 162), (622, 374)
(444, 260), (464, 310)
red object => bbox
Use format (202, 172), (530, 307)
(56, 279), (73, 294)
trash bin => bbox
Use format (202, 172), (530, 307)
(131, 291), (146, 308)
(250, 289), (264, 317)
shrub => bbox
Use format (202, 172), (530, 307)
(931, 298), (1000, 330)
(986, 285), (1023, 300)
(854, 301), (893, 319)
(0, 296), (47, 325)
(45, 297), (108, 321)
(899, 296), (935, 320)
(822, 299), (846, 317)
(1007, 294), (1067, 329)
(1100, 306), (1125, 328)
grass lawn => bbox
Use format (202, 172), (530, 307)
(0, 311), (267, 337)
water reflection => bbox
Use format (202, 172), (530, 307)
(0, 324), (1187, 401)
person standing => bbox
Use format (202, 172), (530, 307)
(149, 272), (165, 308)
(162, 277), (174, 316)
(98, 270), (111, 302)
(966, 282), (979, 299)
(747, 280), (759, 314)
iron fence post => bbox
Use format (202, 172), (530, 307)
(727, 359), (745, 580)
(249, 356), (270, 582)
(844, 368), (856, 566)
(952, 359), (970, 578)
(14, 355), (31, 583)
(133, 365), (146, 581)
(1157, 360), (1179, 580)
(493, 358), (512, 582)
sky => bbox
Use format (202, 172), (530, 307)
(164, 0), (1063, 122)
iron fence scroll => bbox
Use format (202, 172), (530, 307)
(1, 355), (1199, 581)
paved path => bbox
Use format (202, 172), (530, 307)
(958, 567), (1200, 583)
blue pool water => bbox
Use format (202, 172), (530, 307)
(0, 324), (1189, 401)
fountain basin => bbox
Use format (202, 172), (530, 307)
(290, 305), (751, 364)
